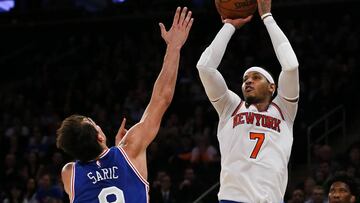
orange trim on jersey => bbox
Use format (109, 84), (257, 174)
(117, 147), (150, 186)
(231, 101), (243, 117)
(70, 163), (75, 203)
(271, 102), (285, 120)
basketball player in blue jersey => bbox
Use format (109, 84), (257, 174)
(196, 0), (299, 202)
(56, 7), (193, 203)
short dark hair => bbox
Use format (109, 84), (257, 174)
(56, 114), (103, 162)
(327, 174), (358, 196)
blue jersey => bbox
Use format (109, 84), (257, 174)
(70, 146), (149, 203)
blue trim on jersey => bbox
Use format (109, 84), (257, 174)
(72, 147), (148, 203)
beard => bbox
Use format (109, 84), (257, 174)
(244, 95), (259, 105)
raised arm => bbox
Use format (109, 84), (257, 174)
(196, 23), (235, 102)
(120, 7), (193, 178)
(258, 0), (299, 101)
(258, 0), (299, 121)
(196, 16), (252, 117)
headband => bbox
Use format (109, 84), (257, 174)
(243, 66), (274, 84)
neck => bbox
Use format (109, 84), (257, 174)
(95, 147), (109, 160)
(246, 101), (271, 111)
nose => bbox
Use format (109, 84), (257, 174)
(331, 192), (340, 199)
(245, 79), (253, 85)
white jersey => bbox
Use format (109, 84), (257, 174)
(196, 16), (299, 203)
(214, 90), (297, 203)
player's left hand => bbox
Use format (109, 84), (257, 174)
(159, 7), (194, 49)
(115, 117), (127, 146)
(222, 15), (253, 29)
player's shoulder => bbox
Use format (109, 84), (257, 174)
(62, 162), (75, 175)
(61, 162), (75, 195)
(272, 95), (297, 109)
(271, 95), (298, 122)
(273, 93), (299, 104)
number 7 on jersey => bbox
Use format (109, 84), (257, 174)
(249, 132), (265, 159)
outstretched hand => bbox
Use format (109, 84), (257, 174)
(159, 7), (194, 49)
(222, 15), (253, 29)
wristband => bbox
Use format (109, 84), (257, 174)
(261, 13), (272, 20)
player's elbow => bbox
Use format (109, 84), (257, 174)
(277, 43), (299, 71)
(159, 90), (174, 106)
(196, 47), (213, 70)
(196, 60), (206, 71)
(279, 53), (299, 71)
(286, 60), (299, 71)
(197, 63), (218, 76)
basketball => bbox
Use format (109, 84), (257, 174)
(215, 0), (257, 19)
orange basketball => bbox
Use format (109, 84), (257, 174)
(215, 0), (257, 19)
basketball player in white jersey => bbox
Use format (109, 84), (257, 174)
(57, 7), (193, 203)
(196, 0), (299, 202)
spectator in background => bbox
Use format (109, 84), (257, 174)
(346, 142), (360, 170)
(27, 126), (50, 159)
(168, 135), (194, 180)
(303, 176), (317, 202)
(172, 136), (193, 164)
(328, 174), (357, 203)
(147, 141), (165, 180)
(24, 151), (43, 180)
(1, 153), (18, 189)
(311, 144), (323, 164)
(23, 178), (38, 203)
(35, 173), (63, 203)
(318, 145), (333, 163)
(150, 174), (178, 203)
(2, 184), (24, 203)
(314, 161), (334, 187)
(288, 189), (305, 203)
(151, 170), (169, 192)
(305, 185), (328, 203)
(41, 151), (64, 181)
(190, 130), (219, 165)
(312, 144), (340, 178)
(177, 167), (205, 203)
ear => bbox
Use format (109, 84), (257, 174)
(269, 83), (276, 95)
(97, 133), (105, 142)
(350, 195), (355, 203)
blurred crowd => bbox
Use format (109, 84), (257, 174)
(1, 1), (359, 202)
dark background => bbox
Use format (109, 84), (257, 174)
(1, 0), (359, 202)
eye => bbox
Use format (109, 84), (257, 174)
(339, 188), (348, 193)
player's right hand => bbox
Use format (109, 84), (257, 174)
(222, 15), (253, 29)
(115, 117), (127, 146)
(257, 0), (272, 17)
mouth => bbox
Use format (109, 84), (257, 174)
(245, 86), (254, 93)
